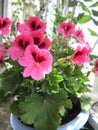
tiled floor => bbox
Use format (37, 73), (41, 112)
(0, 102), (12, 130)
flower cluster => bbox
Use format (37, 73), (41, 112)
(8, 16), (53, 80)
(57, 22), (92, 66)
(0, 17), (91, 79)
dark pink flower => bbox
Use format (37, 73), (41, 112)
(95, 59), (98, 76)
(84, 42), (92, 55)
(19, 45), (53, 80)
(0, 16), (12, 35)
(72, 46), (90, 66)
(26, 16), (46, 32)
(8, 34), (34, 60)
(30, 31), (51, 50)
(74, 29), (85, 43)
(0, 44), (6, 67)
(57, 22), (75, 38)
(30, 30), (43, 46)
(39, 38), (51, 50)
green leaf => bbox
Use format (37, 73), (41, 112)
(10, 101), (20, 115)
(92, 9), (98, 17)
(0, 90), (7, 102)
(68, 0), (78, 7)
(88, 28), (98, 36)
(90, 2), (98, 7)
(80, 2), (91, 14)
(19, 92), (69, 130)
(92, 18), (98, 25)
(0, 71), (21, 92)
(83, 0), (93, 2)
(59, 106), (65, 116)
(42, 69), (63, 94)
(78, 15), (91, 24)
(81, 97), (92, 111)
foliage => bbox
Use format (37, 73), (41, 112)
(0, 1), (98, 130)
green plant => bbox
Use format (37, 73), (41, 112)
(0, 1), (98, 130)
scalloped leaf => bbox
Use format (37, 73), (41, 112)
(19, 92), (69, 130)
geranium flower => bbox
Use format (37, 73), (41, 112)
(39, 38), (51, 50)
(19, 45), (53, 80)
(31, 31), (51, 50)
(0, 44), (6, 67)
(18, 23), (31, 34)
(0, 16), (12, 35)
(74, 29), (85, 43)
(30, 30), (43, 46)
(72, 46), (90, 66)
(84, 42), (92, 55)
(26, 16), (46, 32)
(95, 59), (98, 76)
(57, 22), (75, 38)
(8, 34), (34, 60)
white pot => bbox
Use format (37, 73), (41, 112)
(10, 111), (89, 130)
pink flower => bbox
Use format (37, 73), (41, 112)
(72, 46), (90, 66)
(0, 44), (6, 67)
(95, 59), (98, 76)
(31, 31), (51, 50)
(18, 23), (31, 34)
(83, 42), (92, 56)
(39, 38), (51, 50)
(26, 16), (46, 32)
(0, 16), (12, 35)
(19, 45), (53, 80)
(30, 30), (43, 46)
(8, 34), (34, 60)
(74, 29), (85, 43)
(57, 22), (75, 38)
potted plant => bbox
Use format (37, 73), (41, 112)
(0, 12), (92, 130)
(0, 15), (92, 130)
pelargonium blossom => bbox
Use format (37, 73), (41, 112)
(0, 16), (12, 35)
(8, 33), (34, 60)
(17, 23), (31, 34)
(84, 42), (92, 55)
(19, 45), (53, 80)
(72, 45), (91, 66)
(0, 44), (6, 67)
(95, 59), (98, 76)
(30, 30), (43, 46)
(39, 38), (51, 50)
(74, 28), (85, 43)
(57, 22), (75, 38)
(26, 16), (46, 32)
(31, 31), (51, 50)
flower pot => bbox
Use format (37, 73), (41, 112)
(10, 111), (89, 130)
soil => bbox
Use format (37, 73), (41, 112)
(61, 100), (81, 124)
